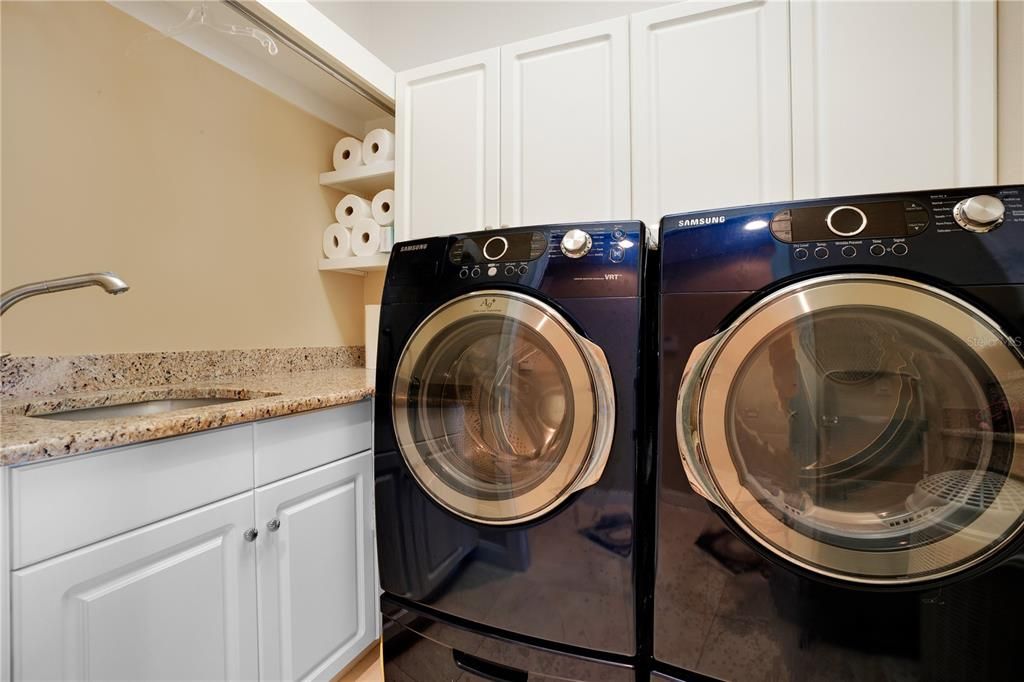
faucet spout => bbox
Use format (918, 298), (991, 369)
(0, 272), (130, 315)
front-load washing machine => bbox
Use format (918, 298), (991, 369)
(653, 186), (1024, 681)
(374, 222), (646, 680)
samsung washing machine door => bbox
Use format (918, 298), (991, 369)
(392, 290), (615, 525)
(677, 273), (1024, 585)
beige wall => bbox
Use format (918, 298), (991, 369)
(1, 1), (365, 355)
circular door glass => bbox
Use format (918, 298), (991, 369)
(690, 275), (1024, 584)
(393, 292), (609, 524)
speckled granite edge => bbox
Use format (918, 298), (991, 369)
(0, 368), (375, 466)
(0, 346), (365, 400)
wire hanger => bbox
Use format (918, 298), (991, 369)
(144, 2), (279, 56)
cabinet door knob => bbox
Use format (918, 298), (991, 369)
(266, 518), (281, 532)
(243, 528), (259, 542)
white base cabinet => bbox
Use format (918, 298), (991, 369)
(13, 493), (259, 682)
(256, 455), (376, 682)
(6, 403), (376, 682)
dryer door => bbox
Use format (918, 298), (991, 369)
(393, 290), (615, 525)
(677, 274), (1024, 585)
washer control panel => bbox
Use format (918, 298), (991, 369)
(449, 231), (548, 266)
(441, 222), (643, 290)
(771, 200), (930, 243)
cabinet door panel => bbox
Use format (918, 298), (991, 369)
(396, 49), (500, 239)
(256, 452), (376, 681)
(791, 0), (997, 198)
(631, 0), (792, 233)
(12, 493), (258, 681)
(501, 17), (631, 226)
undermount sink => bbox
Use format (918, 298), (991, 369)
(33, 397), (247, 421)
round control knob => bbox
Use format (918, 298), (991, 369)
(869, 244), (886, 257)
(560, 229), (592, 258)
(483, 236), (509, 261)
(841, 245), (857, 258)
(794, 248), (809, 261)
(892, 242), (909, 256)
(814, 247), (830, 260)
(826, 206), (867, 237)
(953, 195), (1005, 233)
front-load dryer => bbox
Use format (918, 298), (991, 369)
(375, 222), (646, 681)
(653, 186), (1024, 681)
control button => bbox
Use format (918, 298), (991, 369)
(814, 247), (830, 260)
(560, 229), (592, 258)
(470, 267), (481, 278)
(892, 242), (908, 256)
(953, 195), (1005, 233)
(482, 236), (509, 261)
(458, 268), (469, 279)
(487, 266), (498, 277)
(869, 244), (886, 257)
(841, 245), (857, 258)
(517, 265), (528, 275)
(794, 248), (809, 261)
(504, 265), (516, 276)
(612, 228), (625, 240)
(609, 245), (625, 263)
(826, 206), (868, 237)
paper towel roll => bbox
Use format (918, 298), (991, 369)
(332, 137), (363, 170)
(378, 226), (395, 252)
(363, 129), (395, 165)
(351, 218), (381, 257)
(365, 304), (381, 370)
(335, 194), (372, 226)
(371, 189), (395, 226)
(322, 223), (352, 258)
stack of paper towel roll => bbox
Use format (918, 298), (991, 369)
(323, 128), (397, 260)
(323, 188), (396, 258)
(330, 128), (395, 171)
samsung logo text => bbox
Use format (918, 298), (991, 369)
(399, 244), (429, 252)
(678, 216), (727, 227)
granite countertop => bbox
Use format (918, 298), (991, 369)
(0, 367), (375, 466)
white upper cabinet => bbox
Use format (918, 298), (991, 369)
(500, 17), (631, 227)
(630, 0), (793, 231)
(396, 49), (500, 240)
(791, 0), (997, 198)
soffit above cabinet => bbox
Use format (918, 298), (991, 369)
(109, 0), (394, 132)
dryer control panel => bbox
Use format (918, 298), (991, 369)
(660, 184), (1024, 293)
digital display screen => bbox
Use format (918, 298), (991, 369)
(449, 232), (548, 264)
(771, 200), (930, 242)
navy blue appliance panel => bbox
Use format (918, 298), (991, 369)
(382, 222), (644, 305)
(654, 287), (1024, 681)
(375, 296), (641, 655)
(382, 597), (636, 681)
(660, 185), (1024, 293)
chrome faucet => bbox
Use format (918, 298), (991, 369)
(1, 272), (130, 315)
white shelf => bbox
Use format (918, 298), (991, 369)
(319, 162), (394, 197)
(318, 253), (390, 275)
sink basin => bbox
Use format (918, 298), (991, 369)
(33, 397), (247, 421)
